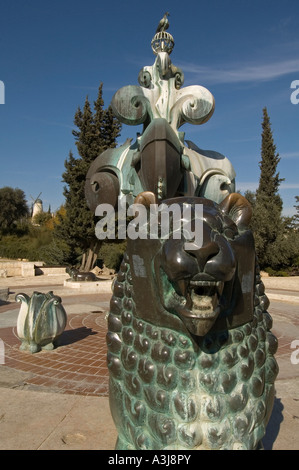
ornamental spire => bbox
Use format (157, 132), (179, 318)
(151, 12), (174, 55)
(111, 15), (214, 137)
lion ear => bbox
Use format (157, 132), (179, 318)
(219, 193), (252, 230)
(134, 191), (157, 208)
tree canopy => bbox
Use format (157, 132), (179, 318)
(0, 186), (29, 232)
(250, 108), (284, 268)
(54, 83), (121, 271)
(247, 108), (299, 271)
(292, 196), (299, 228)
(256, 107), (284, 202)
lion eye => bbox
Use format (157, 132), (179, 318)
(223, 227), (238, 240)
(221, 215), (238, 240)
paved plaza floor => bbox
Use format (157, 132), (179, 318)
(0, 274), (298, 450)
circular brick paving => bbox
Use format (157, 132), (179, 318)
(1, 295), (298, 397)
(1, 309), (110, 397)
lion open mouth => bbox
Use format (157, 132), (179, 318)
(187, 280), (224, 319)
(176, 279), (224, 335)
(160, 270), (225, 336)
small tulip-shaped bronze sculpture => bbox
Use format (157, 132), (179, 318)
(16, 291), (67, 353)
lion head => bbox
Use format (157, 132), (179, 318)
(128, 192), (255, 338)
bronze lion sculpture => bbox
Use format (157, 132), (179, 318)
(106, 193), (278, 450)
(66, 267), (97, 282)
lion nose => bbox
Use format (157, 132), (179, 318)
(185, 241), (219, 272)
(185, 236), (236, 282)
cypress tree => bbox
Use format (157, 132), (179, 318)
(293, 196), (299, 228)
(55, 83), (121, 271)
(251, 107), (285, 268)
(256, 107), (283, 204)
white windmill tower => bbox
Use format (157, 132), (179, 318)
(30, 193), (43, 221)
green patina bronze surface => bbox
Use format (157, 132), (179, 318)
(85, 17), (235, 213)
(15, 291), (67, 353)
(107, 195), (278, 450)
(85, 14), (279, 450)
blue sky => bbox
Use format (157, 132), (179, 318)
(0, 0), (299, 216)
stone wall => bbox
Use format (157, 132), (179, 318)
(0, 260), (43, 277)
(35, 266), (67, 276)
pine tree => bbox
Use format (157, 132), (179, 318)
(55, 84), (121, 271)
(251, 107), (285, 268)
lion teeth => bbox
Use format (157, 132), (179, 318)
(189, 281), (222, 287)
(190, 280), (224, 296)
(191, 290), (216, 310)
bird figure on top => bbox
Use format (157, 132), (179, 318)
(156, 12), (170, 33)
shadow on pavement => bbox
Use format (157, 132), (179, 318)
(262, 397), (284, 450)
(56, 326), (97, 347)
